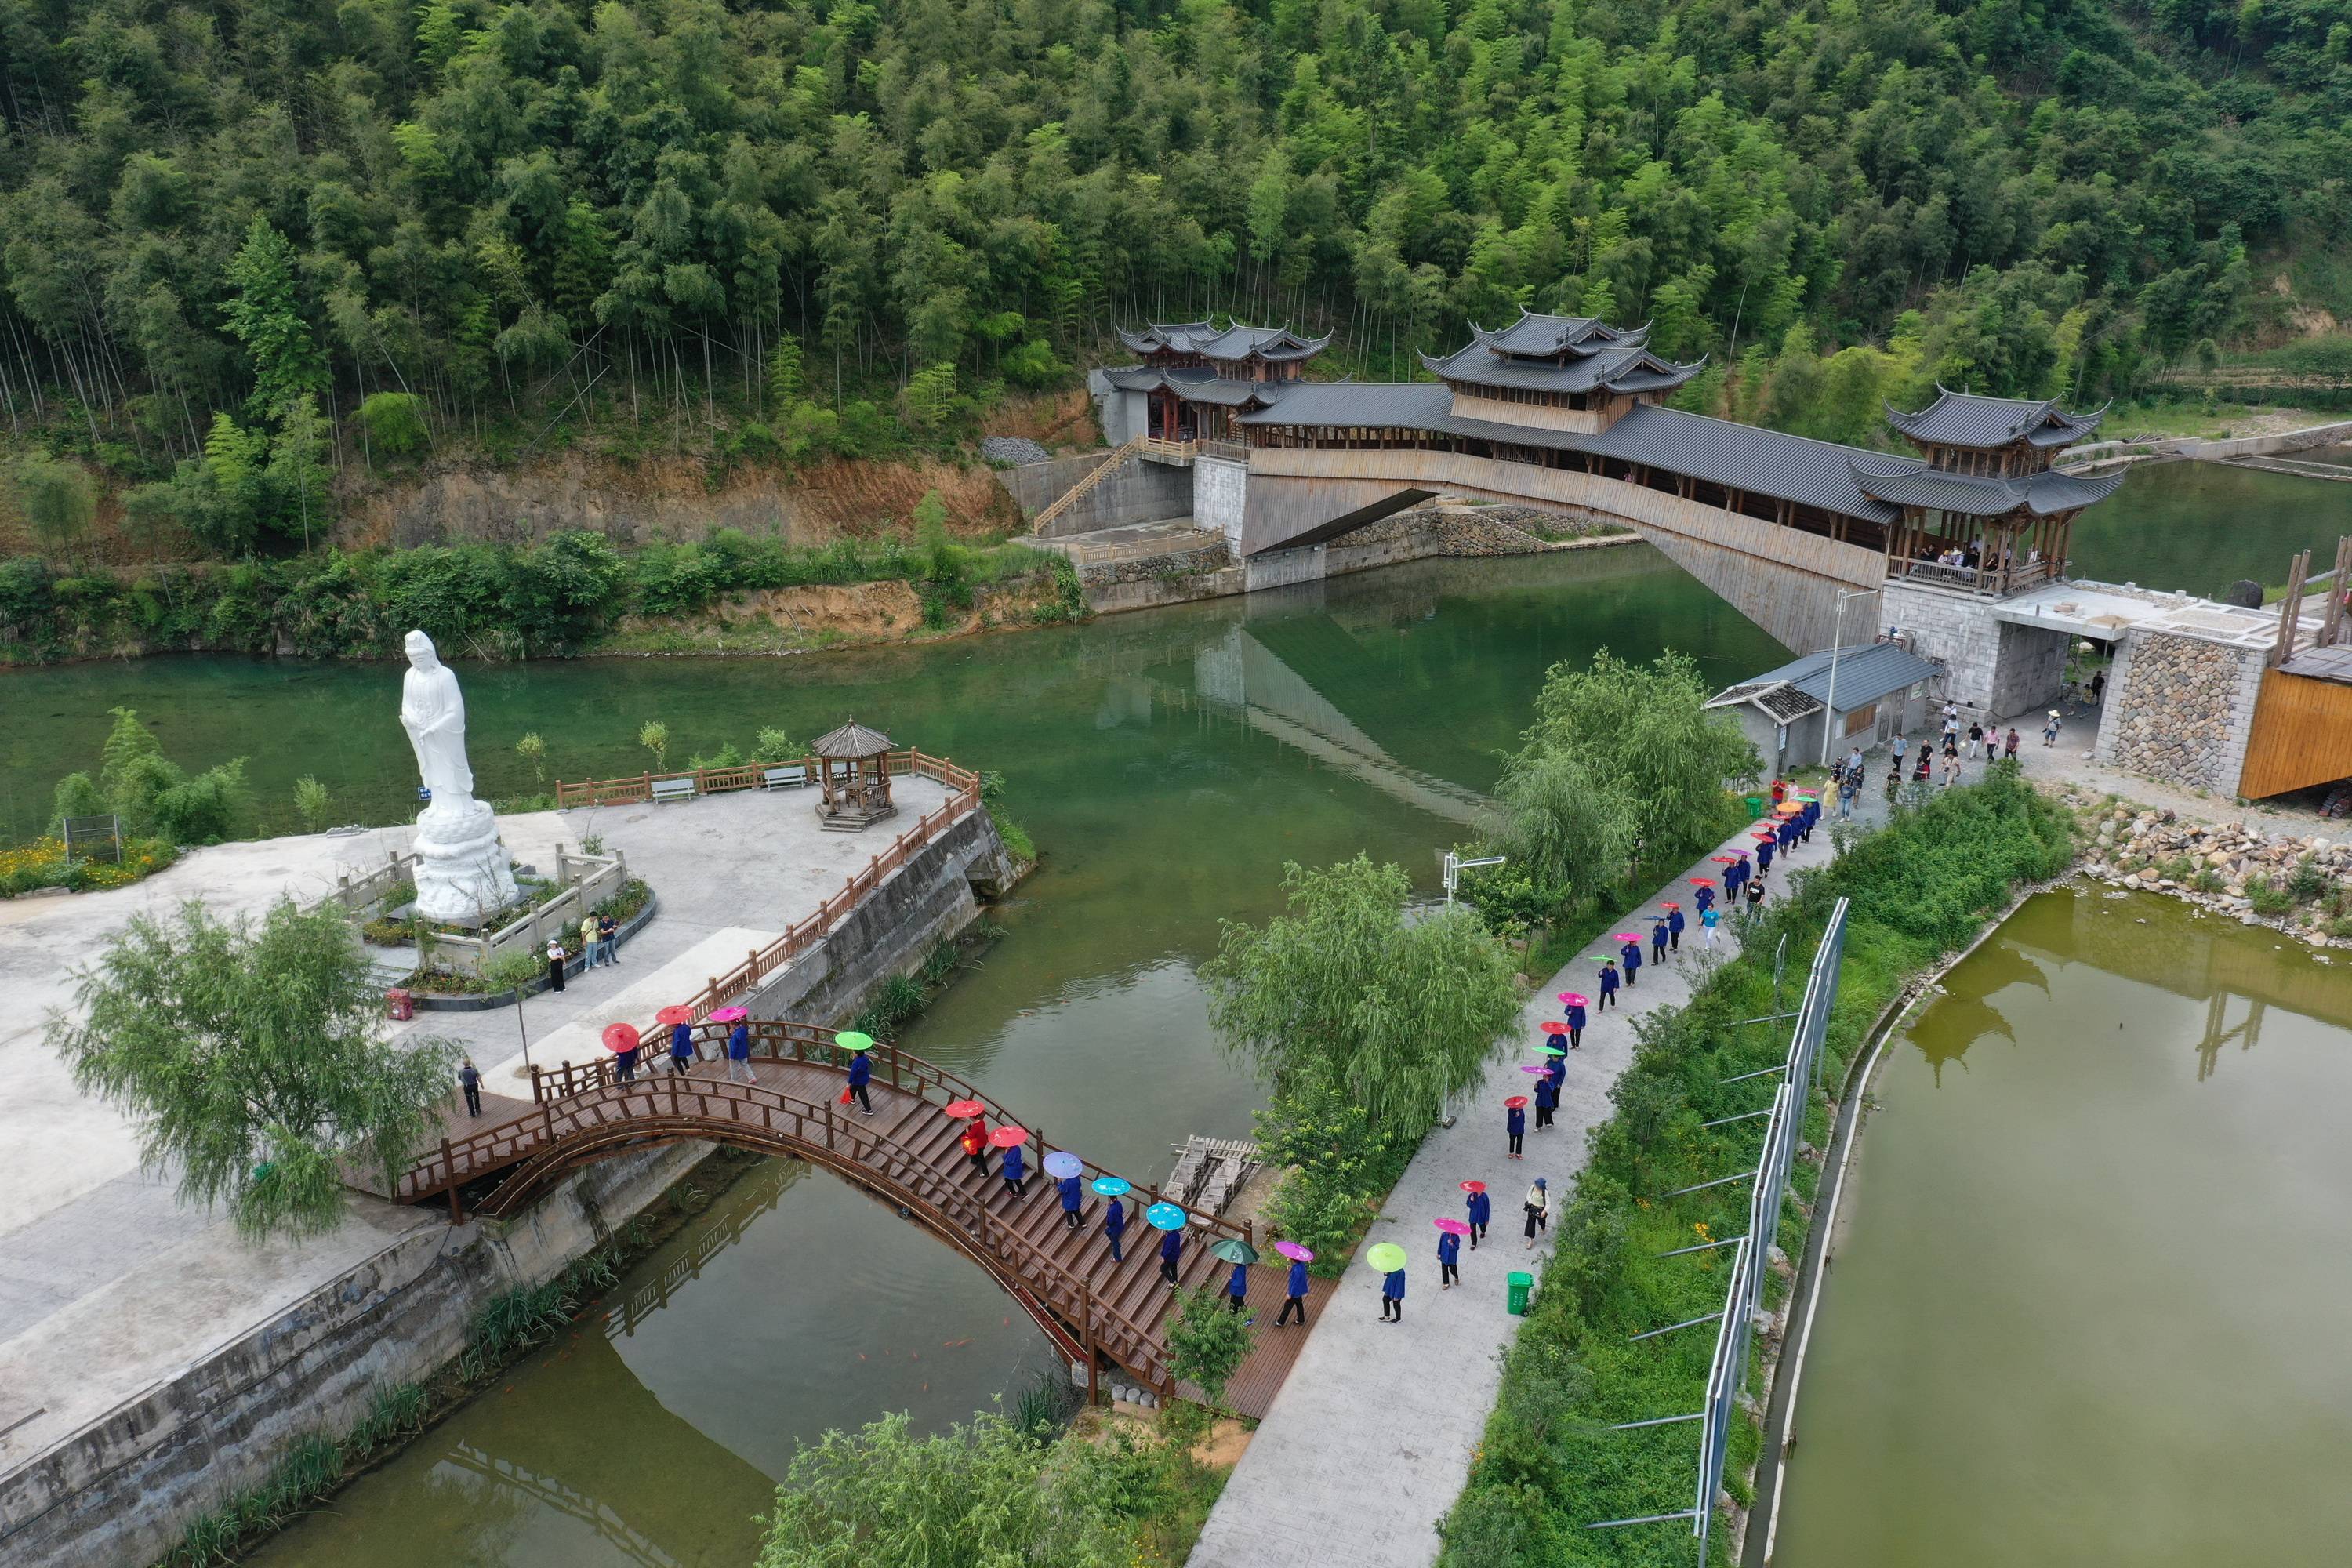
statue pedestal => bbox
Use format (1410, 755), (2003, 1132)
(412, 797), (520, 924)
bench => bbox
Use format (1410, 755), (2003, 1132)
(651, 778), (697, 805)
(761, 763), (808, 790)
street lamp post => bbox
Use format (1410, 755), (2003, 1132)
(1820, 588), (1882, 765)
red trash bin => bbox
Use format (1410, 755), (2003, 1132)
(385, 987), (414, 1021)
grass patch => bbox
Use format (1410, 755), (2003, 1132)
(1438, 765), (2074, 1565)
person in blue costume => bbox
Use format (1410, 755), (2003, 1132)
(1438, 1227), (1461, 1289)
(1276, 1254), (1310, 1325)
(1000, 1139), (1027, 1198)
(669, 1021), (697, 1076)
(1694, 882), (1715, 915)
(1621, 937), (1642, 987)
(843, 1044), (872, 1111)
(1563, 998), (1587, 1048)
(1226, 1259), (1250, 1315)
(1598, 961), (1620, 1010)
(1506, 1098), (1526, 1159)
(1465, 1186), (1490, 1248)
(1159, 1223), (1184, 1284)
(1668, 906), (1686, 951)
(1533, 1072), (1559, 1132)
(1380, 1262), (1406, 1323)
(1058, 1171), (1084, 1229)
(1104, 1194), (1127, 1261)
(1650, 917), (1668, 964)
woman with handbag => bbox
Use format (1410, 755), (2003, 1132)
(1523, 1178), (1549, 1250)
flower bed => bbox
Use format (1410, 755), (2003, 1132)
(0, 834), (180, 898)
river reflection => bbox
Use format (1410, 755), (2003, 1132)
(1776, 889), (2352, 1566)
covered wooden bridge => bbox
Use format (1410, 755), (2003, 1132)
(387, 1022), (1324, 1413)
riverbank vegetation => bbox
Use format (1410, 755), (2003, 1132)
(1436, 766), (2074, 1566)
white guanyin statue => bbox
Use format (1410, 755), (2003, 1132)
(399, 630), (520, 922)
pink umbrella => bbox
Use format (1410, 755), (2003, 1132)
(1613, 932), (1640, 942)
(1559, 993), (1588, 1007)
(1274, 1240), (1315, 1262)
(1519, 1064), (1552, 1075)
(1433, 1218), (1472, 1236)
(710, 1006), (749, 1023)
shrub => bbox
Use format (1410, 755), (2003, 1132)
(355, 391), (430, 455)
(2248, 879), (2294, 916)
(293, 775), (331, 833)
(1163, 1285), (1254, 1410)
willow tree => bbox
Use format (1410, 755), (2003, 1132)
(52, 898), (462, 1240)
(1201, 855), (1522, 1127)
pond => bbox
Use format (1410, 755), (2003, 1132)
(1773, 887), (2352, 1566)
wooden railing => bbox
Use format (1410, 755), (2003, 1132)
(1889, 555), (2061, 597)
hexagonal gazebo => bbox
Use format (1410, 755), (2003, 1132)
(811, 719), (898, 831)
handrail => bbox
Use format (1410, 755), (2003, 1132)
(513, 1020), (1252, 1248)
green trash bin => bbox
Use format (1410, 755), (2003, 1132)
(1743, 794), (1766, 819)
(1506, 1271), (1534, 1316)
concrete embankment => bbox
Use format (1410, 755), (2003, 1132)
(0, 790), (1018, 1568)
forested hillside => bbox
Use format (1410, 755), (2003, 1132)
(2, 0), (2349, 557)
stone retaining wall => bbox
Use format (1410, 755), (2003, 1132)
(2093, 629), (2267, 793)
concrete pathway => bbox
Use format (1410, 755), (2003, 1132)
(1189, 785), (1886, 1568)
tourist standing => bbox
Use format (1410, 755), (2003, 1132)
(1465, 1185), (1490, 1248)
(1380, 1262), (1406, 1323)
(598, 912), (620, 966)
(1159, 1222), (1183, 1284)
(1001, 1139), (1028, 1198)
(1277, 1254), (1309, 1325)
(1438, 1227), (1461, 1290)
(728, 1018), (753, 1083)
(1226, 1258), (1250, 1315)
(459, 1059), (481, 1117)
(1058, 1171), (1085, 1229)
(580, 913), (599, 972)
(960, 1112), (990, 1177)
(546, 935), (566, 993)
(844, 1043), (873, 1111)
(1701, 905), (1720, 946)
(669, 1020), (695, 1076)
(1523, 1178), (1549, 1250)
(2091, 670), (2107, 704)
(1505, 1097), (1526, 1160)
(1598, 960), (1620, 1009)
(1967, 720), (1985, 758)
(1105, 1193), (1127, 1261)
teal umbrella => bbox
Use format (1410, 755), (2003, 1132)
(1207, 1236), (1259, 1265)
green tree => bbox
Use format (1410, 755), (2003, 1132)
(481, 948), (544, 1069)
(223, 216), (326, 421)
(1486, 749), (1637, 907)
(356, 392), (430, 457)
(293, 775), (331, 833)
(52, 898), (462, 1240)
(266, 394), (333, 550)
(638, 720), (670, 771)
(1201, 855), (1523, 1127)
(515, 731), (547, 786)
(12, 453), (97, 560)
(1164, 1285), (1255, 1411)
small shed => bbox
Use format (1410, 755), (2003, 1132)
(811, 720), (898, 832)
(1707, 643), (1940, 776)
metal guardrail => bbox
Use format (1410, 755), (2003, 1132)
(1592, 897), (1849, 1562)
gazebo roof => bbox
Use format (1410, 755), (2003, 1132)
(811, 720), (895, 758)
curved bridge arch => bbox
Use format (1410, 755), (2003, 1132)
(397, 1025), (1250, 1396)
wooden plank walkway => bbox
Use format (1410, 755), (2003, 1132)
(377, 1026), (1316, 1414)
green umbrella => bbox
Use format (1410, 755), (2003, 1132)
(1207, 1236), (1259, 1265)
(835, 1030), (874, 1052)
(1365, 1242), (1408, 1273)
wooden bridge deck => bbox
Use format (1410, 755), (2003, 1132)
(380, 1025), (1320, 1414)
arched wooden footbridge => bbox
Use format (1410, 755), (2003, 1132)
(394, 1022), (1280, 1400)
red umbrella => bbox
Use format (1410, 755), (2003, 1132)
(1540, 1021), (1569, 1036)
(1749, 830), (1776, 841)
(654, 1004), (695, 1026)
(1662, 901), (1681, 910)
(944, 1098), (985, 1119)
(1504, 1094), (1529, 1109)
(601, 1022), (641, 1054)
(987, 1125), (1030, 1149)
(1711, 855), (1738, 865)
(1689, 877), (1714, 886)
(1460, 1180), (1486, 1194)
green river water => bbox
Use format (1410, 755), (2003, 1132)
(3, 456), (2348, 1566)
(1774, 887), (2352, 1566)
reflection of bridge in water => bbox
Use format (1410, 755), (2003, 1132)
(602, 1157), (795, 1341)
(441, 1443), (684, 1568)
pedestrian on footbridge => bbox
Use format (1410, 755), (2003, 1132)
(669, 1020), (696, 1076)
(1104, 1192), (1127, 1261)
(1159, 1221), (1184, 1284)
(1226, 1258), (1250, 1315)
(843, 1040), (874, 1113)
(727, 1018), (753, 1084)
(960, 1112), (990, 1177)
(1276, 1245), (1312, 1326)
(1000, 1138), (1027, 1198)
(1058, 1171), (1085, 1230)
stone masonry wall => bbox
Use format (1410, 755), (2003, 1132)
(2093, 629), (2267, 793)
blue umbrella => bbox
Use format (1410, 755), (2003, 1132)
(1043, 1151), (1083, 1181)
(1145, 1202), (1188, 1232)
(1091, 1176), (1132, 1197)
